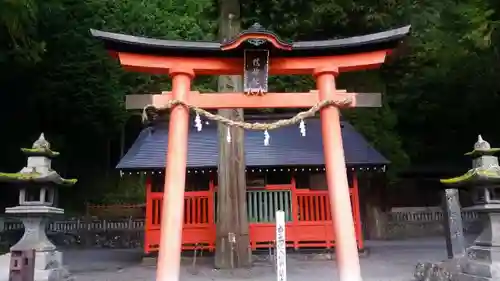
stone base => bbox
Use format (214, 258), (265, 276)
(414, 246), (500, 281)
(416, 204), (500, 280)
(0, 251), (73, 281)
(30, 267), (73, 281)
(414, 260), (458, 281)
(415, 260), (494, 281)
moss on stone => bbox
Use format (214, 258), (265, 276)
(62, 178), (78, 185)
(0, 172), (41, 181)
(0, 172), (77, 185)
(464, 148), (500, 157)
(21, 148), (60, 157)
(440, 169), (500, 184)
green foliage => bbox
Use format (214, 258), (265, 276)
(382, 0), (499, 164)
(241, 1), (410, 175)
(0, 0), (49, 63)
(0, 0), (217, 207)
(1, 0), (500, 204)
(0, 0), (37, 40)
(100, 174), (146, 204)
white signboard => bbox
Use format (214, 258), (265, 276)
(275, 210), (287, 281)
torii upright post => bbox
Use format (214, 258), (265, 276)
(91, 23), (410, 281)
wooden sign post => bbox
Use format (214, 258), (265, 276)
(275, 210), (287, 281)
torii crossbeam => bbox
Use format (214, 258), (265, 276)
(91, 23), (410, 281)
(125, 90), (381, 109)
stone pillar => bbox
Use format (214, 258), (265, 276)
(441, 188), (466, 259)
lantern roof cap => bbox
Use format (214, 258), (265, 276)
(464, 135), (500, 157)
(441, 135), (500, 186)
(0, 134), (77, 185)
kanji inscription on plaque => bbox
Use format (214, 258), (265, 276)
(244, 49), (269, 94)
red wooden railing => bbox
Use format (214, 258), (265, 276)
(144, 173), (362, 253)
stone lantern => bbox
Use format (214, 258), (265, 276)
(0, 133), (76, 281)
(415, 135), (500, 281)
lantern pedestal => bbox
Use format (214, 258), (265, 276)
(456, 204), (500, 280)
(0, 206), (72, 281)
(414, 205), (500, 281)
(7, 206), (61, 252)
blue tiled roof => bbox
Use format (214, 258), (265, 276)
(116, 119), (388, 169)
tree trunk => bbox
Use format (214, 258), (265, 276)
(214, 0), (251, 269)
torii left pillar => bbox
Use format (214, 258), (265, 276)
(156, 68), (193, 281)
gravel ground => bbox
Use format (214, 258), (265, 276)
(67, 237), (449, 281)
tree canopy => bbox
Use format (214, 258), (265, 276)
(0, 0), (499, 207)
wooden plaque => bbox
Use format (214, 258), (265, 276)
(244, 49), (269, 94)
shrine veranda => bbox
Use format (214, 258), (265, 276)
(92, 23), (410, 281)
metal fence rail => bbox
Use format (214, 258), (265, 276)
(0, 207), (479, 234)
(388, 207), (479, 223)
(0, 218), (145, 233)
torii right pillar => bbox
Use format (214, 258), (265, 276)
(316, 67), (362, 281)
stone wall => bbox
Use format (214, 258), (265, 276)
(385, 207), (482, 239)
(0, 217), (144, 250)
(0, 229), (143, 250)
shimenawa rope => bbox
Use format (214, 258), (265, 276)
(142, 98), (352, 131)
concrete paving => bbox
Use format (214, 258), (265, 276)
(66, 237), (449, 281)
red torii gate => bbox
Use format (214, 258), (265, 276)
(91, 23), (410, 281)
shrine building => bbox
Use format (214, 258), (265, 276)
(117, 117), (388, 254)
